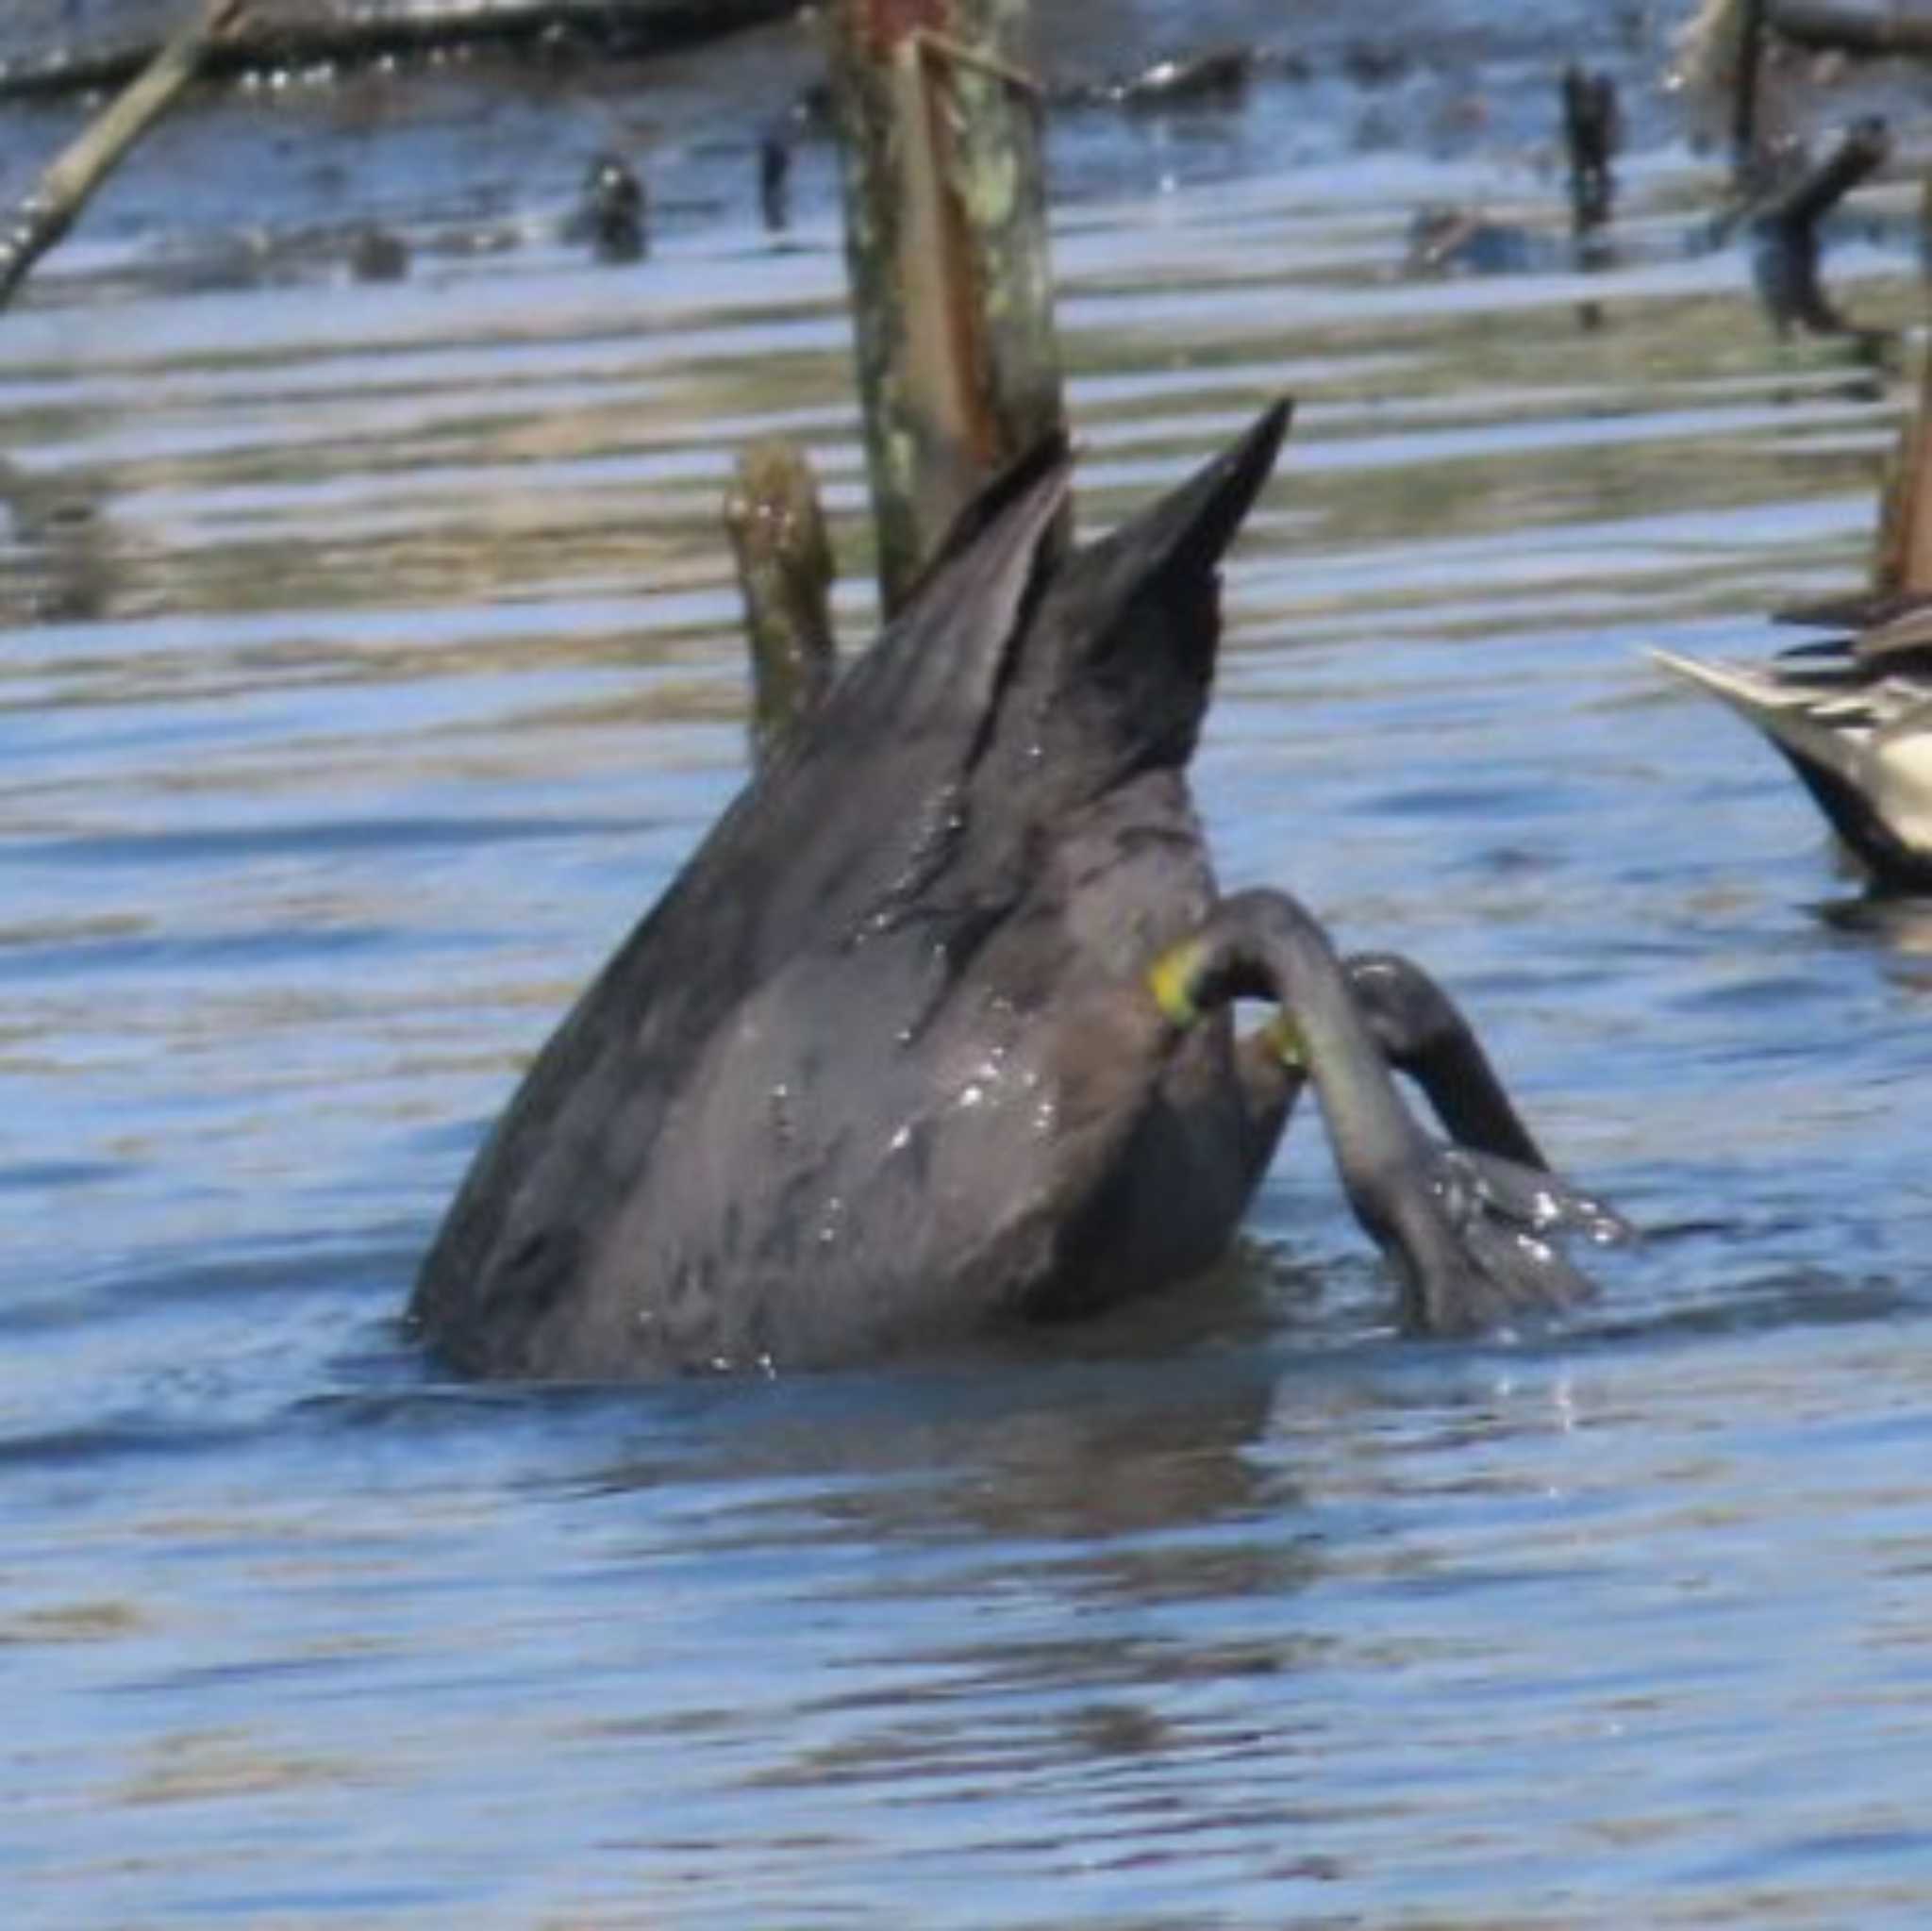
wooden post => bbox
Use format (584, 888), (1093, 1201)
(827, 0), (1066, 615)
(0, 0), (247, 312)
(1559, 66), (1617, 235)
(1770, 3), (1932, 60)
(724, 441), (838, 765)
(0, 0), (807, 102)
(1748, 117), (1890, 339)
(1874, 336), (1932, 599)
(1732, 0), (1768, 186)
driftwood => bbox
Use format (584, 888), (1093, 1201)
(0, 0), (247, 311)
(1771, 115), (1892, 230)
(0, 0), (803, 103)
(1748, 116), (1892, 338)
(1770, 2), (1932, 58)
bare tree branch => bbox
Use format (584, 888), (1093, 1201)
(0, 0), (248, 312)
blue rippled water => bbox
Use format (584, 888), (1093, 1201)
(5, 4), (1932, 1924)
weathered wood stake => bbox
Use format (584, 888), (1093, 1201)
(1748, 116), (1890, 339)
(828, 0), (1065, 614)
(1873, 336), (1932, 600)
(1559, 65), (1618, 235)
(0, 0), (247, 312)
(1732, 0), (1769, 185)
(724, 441), (838, 764)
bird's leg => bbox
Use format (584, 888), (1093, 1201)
(1226, 1010), (1307, 1190)
(1341, 951), (1547, 1169)
(1150, 891), (1627, 1336)
(1229, 948), (1542, 1179)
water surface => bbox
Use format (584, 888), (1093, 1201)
(5, 6), (1932, 1925)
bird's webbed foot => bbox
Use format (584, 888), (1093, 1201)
(1151, 891), (1629, 1336)
(1416, 1143), (1629, 1334)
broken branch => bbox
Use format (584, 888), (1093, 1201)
(0, 0), (247, 312)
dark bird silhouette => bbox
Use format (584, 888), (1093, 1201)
(567, 152), (647, 264)
(411, 406), (1622, 1378)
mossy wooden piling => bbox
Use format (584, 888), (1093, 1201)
(724, 441), (839, 764)
(827, 0), (1066, 614)
(1874, 338), (1932, 600)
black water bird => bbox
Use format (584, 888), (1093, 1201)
(348, 223), (408, 284)
(1116, 47), (1252, 111)
(567, 152), (647, 264)
(411, 406), (1622, 1378)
